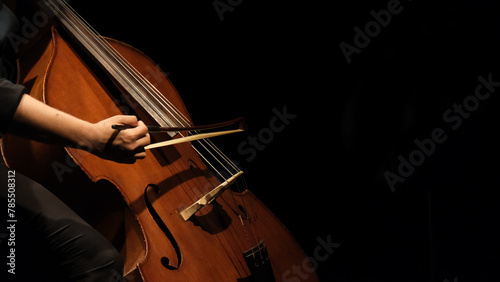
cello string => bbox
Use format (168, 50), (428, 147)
(195, 138), (236, 178)
(191, 145), (227, 181)
(200, 138), (241, 174)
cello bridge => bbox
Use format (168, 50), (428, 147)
(178, 171), (243, 221)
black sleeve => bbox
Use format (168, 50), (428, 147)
(0, 78), (25, 134)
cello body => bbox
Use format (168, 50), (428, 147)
(1, 3), (319, 281)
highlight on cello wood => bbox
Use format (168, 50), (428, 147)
(1, 0), (320, 281)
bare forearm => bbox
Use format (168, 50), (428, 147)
(10, 94), (94, 147)
(8, 94), (150, 163)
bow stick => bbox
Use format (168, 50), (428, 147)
(112, 117), (247, 149)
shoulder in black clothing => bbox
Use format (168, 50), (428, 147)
(0, 78), (25, 134)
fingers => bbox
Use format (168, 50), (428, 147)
(89, 115), (152, 164)
(122, 120), (149, 142)
(132, 147), (147, 160)
(114, 115), (139, 127)
(113, 118), (151, 161)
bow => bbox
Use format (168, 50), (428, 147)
(112, 117), (247, 150)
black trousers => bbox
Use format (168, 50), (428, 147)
(0, 158), (124, 281)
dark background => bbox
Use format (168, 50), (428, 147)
(31, 0), (500, 281)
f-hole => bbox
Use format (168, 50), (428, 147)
(144, 184), (182, 270)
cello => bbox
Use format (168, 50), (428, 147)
(2, 0), (319, 281)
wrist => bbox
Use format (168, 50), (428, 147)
(74, 122), (102, 151)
